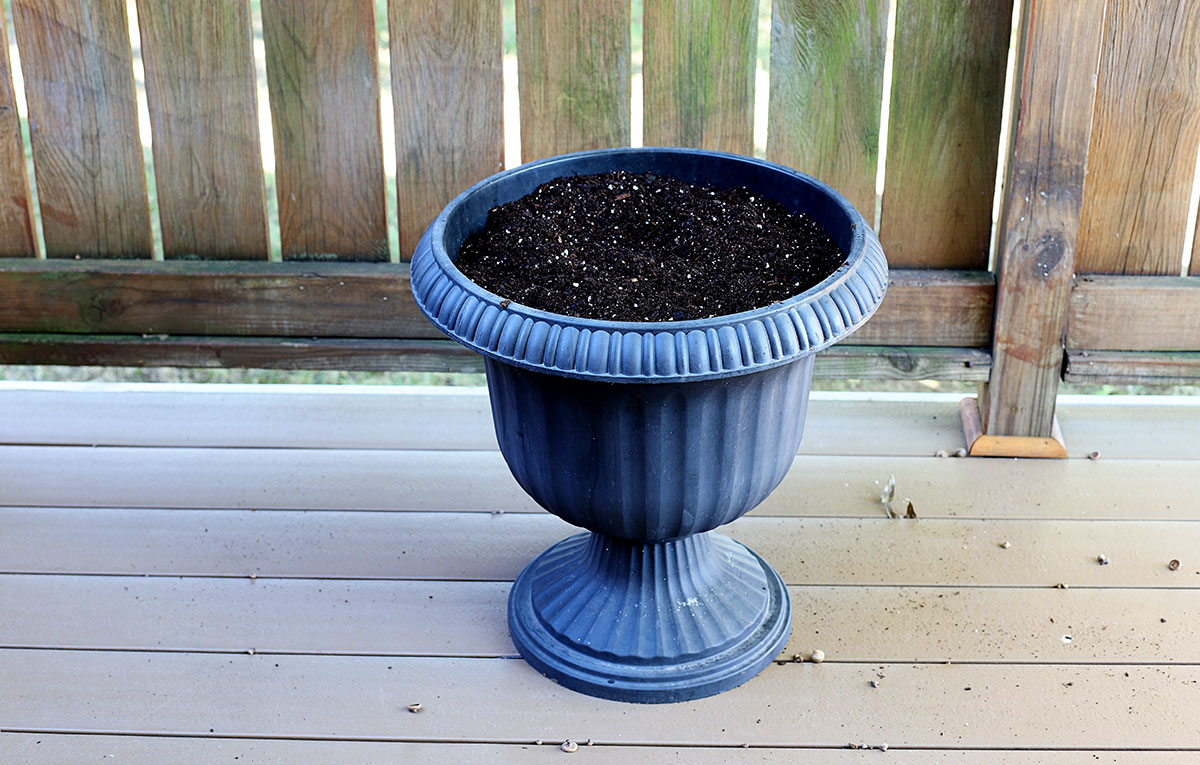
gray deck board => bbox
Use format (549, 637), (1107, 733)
(2, 447), (1198, 520)
(1, 385), (1198, 758)
(4, 508), (1200, 587)
(8, 735), (1195, 763)
(0, 384), (966, 455)
(4, 575), (1198, 664)
(4, 651), (1200, 749)
(4, 382), (1197, 460)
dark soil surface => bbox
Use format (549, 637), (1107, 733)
(455, 170), (847, 322)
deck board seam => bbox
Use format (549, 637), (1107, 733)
(4, 571), (1200, 588)
(7, 572), (1200, 587)
(6, 441), (1199, 463)
(6, 506), (1200, 523)
(3, 728), (1200, 751)
(3, 646), (1200, 667)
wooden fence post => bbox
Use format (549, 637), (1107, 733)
(973, 0), (1106, 453)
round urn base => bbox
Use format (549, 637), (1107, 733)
(508, 531), (791, 704)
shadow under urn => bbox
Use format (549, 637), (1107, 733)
(410, 148), (888, 703)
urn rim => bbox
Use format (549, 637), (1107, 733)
(410, 147), (888, 383)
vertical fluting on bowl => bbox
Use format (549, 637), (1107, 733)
(485, 355), (813, 541)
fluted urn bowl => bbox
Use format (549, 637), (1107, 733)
(410, 148), (887, 703)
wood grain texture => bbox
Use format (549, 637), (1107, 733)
(879, 0), (1012, 268)
(814, 346), (990, 380)
(0, 260), (423, 337)
(0, 262), (989, 344)
(845, 269), (993, 347)
(390, 0), (503, 258)
(768, 0), (887, 216)
(0, 8), (35, 256)
(1076, 0), (1200, 275)
(262, 0), (387, 261)
(0, 333), (990, 379)
(0, 335), (482, 372)
(515, 0), (630, 162)
(643, 0), (756, 154)
(986, 0), (1104, 437)
(10, 0), (151, 258)
(1065, 349), (1200, 384)
(961, 396), (1067, 458)
(136, 0), (268, 260)
(1194, 204), (1200, 275)
(1067, 275), (1200, 351)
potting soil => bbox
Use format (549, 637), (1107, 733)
(455, 170), (847, 322)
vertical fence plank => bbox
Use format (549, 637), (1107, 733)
(643, 0), (756, 155)
(137, 0), (268, 260)
(879, 0), (1012, 269)
(1075, 0), (1200, 275)
(0, 6), (34, 256)
(1193, 208), (1200, 275)
(516, 0), (630, 163)
(986, 0), (1104, 438)
(767, 0), (887, 217)
(390, 0), (502, 258)
(11, 0), (151, 259)
(262, 0), (387, 261)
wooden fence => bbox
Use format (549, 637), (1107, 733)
(0, 0), (1197, 439)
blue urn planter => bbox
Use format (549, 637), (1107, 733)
(410, 148), (887, 703)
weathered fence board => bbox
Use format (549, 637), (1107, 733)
(0, 260), (423, 337)
(0, 335), (482, 372)
(879, 0), (1012, 269)
(515, 0), (630, 162)
(0, 8), (34, 257)
(1067, 276), (1200, 351)
(262, 0), (388, 261)
(1194, 213), (1200, 275)
(986, 0), (1104, 437)
(0, 335), (990, 380)
(1064, 349), (1200, 385)
(390, 0), (503, 258)
(1076, 0), (1200, 275)
(0, 262), (990, 346)
(843, 269), (993, 347)
(0, 0), (1194, 383)
(643, 0), (756, 154)
(136, 0), (268, 260)
(767, 0), (887, 217)
(1194, 214), (1200, 276)
(10, 0), (151, 259)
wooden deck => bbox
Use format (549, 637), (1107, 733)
(2, 383), (1199, 762)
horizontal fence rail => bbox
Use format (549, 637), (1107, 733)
(0, 1), (1197, 417)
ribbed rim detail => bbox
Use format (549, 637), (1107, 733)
(410, 148), (888, 383)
